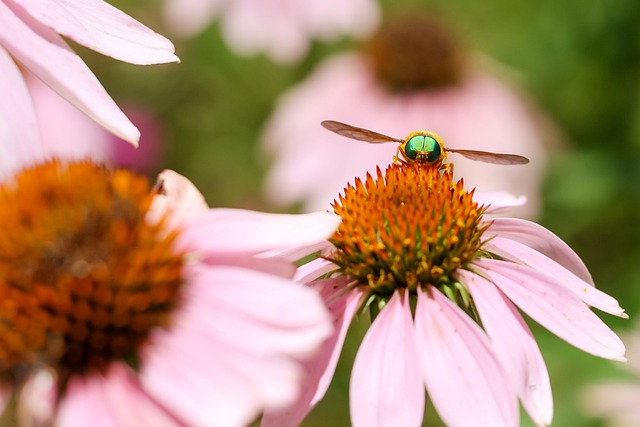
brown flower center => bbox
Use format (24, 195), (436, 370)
(366, 14), (465, 92)
(329, 164), (487, 303)
(0, 160), (184, 382)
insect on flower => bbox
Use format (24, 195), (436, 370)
(321, 120), (530, 169)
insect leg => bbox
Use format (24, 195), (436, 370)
(394, 145), (409, 165)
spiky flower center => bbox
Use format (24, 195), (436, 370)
(0, 160), (184, 382)
(366, 15), (464, 92)
(329, 163), (487, 301)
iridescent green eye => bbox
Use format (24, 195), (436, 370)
(405, 135), (441, 162)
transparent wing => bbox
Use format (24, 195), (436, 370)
(446, 148), (530, 165)
(321, 120), (402, 144)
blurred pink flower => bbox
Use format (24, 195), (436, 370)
(582, 325), (640, 427)
(164, 0), (380, 64)
(0, 130), (339, 426)
(262, 16), (553, 218)
(262, 164), (626, 427)
(0, 0), (178, 151)
(28, 74), (167, 174)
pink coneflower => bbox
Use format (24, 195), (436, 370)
(262, 163), (626, 427)
(0, 153), (339, 425)
(262, 15), (553, 218)
(164, 0), (380, 64)
(0, 0), (178, 151)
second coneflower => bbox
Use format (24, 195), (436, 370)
(0, 160), (338, 427)
(262, 162), (627, 427)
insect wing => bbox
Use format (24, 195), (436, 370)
(446, 148), (529, 165)
(321, 120), (402, 144)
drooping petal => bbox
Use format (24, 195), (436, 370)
(293, 257), (339, 283)
(459, 270), (553, 426)
(350, 289), (424, 427)
(474, 258), (626, 361)
(0, 383), (8, 417)
(101, 364), (181, 426)
(177, 208), (340, 258)
(12, 0), (179, 65)
(0, 2), (139, 144)
(18, 369), (57, 426)
(485, 217), (593, 285)
(484, 237), (626, 318)
(56, 371), (118, 427)
(56, 363), (179, 427)
(148, 169), (209, 229)
(475, 192), (526, 214)
(0, 46), (44, 178)
(142, 264), (333, 427)
(415, 288), (518, 427)
(262, 277), (366, 427)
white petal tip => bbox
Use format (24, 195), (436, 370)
(120, 128), (141, 147)
(166, 54), (181, 64)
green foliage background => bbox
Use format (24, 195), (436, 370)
(87, 0), (640, 425)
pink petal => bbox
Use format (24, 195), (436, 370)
(350, 289), (425, 427)
(56, 364), (178, 427)
(12, 0), (179, 65)
(143, 327), (270, 427)
(484, 237), (626, 318)
(56, 370), (121, 427)
(221, 0), (308, 64)
(459, 270), (553, 426)
(208, 253), (297, 279)
(182, 264), (333, 360)
(0, 46), (44, 178)
(164, 0), (225, 37)
(305, 278), (365, 404)
(178, 208), (340, 258)
(26, 72), (113, 163)
(415, 288), (519, 427)
(474, 192), (526, 214)
(0, 383), (8, 416)
(148, 169), (209, 230)
(474, 258), (626, 361)
(142, 264), (333, 427)
(0, 2), (139, 144)
(294, 257), (339, 283)
(258, 239), (335, 263)
(486, 217), (593, 285)
(582, 382), (640, 419)
(101, 364), (181, 426)
(262, 277), (366, 427)
(18, 369), (57, 426)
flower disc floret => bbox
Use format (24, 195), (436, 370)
(329, 163), (488, 298)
